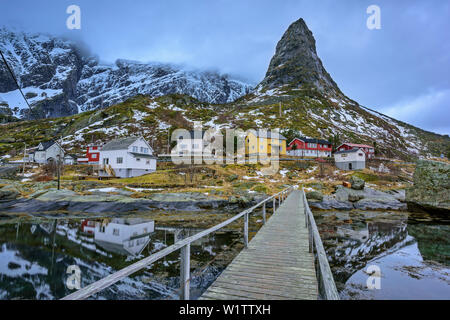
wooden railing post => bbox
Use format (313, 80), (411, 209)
(244, 212), (249, 248)
(180, 243), (190, 300)
(273, 197), (276, 212)
(262, 202), (266, 224)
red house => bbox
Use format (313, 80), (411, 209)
(287, 138), (332, 157)
(77, 145), (101, 164)
(86, 145), (100, 163)
(337, 143), (375, 159)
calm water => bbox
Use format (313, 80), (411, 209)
(1, 210), (449, 300)
(0, 216), (241, 300)
(314, 210), (450, 299)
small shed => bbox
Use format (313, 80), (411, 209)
(334, 148), (365, 170)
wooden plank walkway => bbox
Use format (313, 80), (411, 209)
(200, 189), (318, 300)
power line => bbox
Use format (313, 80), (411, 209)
(0, 49), (35, 119)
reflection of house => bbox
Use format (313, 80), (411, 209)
(336, 225), (369, 242)
(245, 130), (287, 156)
(99, 137), (157, 178)
(334, 148), (365, 170)
(81, 219), (96, 234)
(33, 140), (65, 164)
(94, 218), (155, 256)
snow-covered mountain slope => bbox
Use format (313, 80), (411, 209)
(0, 19), (448, 159)
(0, 28), (252, 119)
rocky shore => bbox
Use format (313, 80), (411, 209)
(306, 176), (407, 211)
(0, 180), (267, 214)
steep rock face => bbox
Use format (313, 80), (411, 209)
(406, 160), (450, 214)
(75, 59), (251, 113)
(0, 28), (83, 118)
(258, 18), (340, 94)
(0, 28), (252, 119)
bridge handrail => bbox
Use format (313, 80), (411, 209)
(61, 186), (294, 300)
(302, 188), (340, 300)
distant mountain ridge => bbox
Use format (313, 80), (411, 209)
(0, 28), (252, 119)
(0, 19), (448, 160)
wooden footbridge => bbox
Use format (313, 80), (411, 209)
(62, 187), (339, 300)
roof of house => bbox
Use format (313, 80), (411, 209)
(249, 130), (287, 140)
(290, 137), (331, 145)
(101, 137), (141, 151)
(334, 148), (364, 155)
(339, 143), (373, 149)
(38, 140), (58, 151)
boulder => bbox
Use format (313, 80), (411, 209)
(0, 185), (20, 200)
(349, 175), (365, 190)
(226, 174), (239, 182)
(348, 193), (364, 202)
(306, 191), (324, 201)
(406, 160), (450, 214)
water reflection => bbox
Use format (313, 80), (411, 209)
(82, 218), (154, 257)
(314, 211), (450, 299)
(0, 217), (240, 300)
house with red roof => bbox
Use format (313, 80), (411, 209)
(336, 143), (375, 159)
(287, 137), (332, 157)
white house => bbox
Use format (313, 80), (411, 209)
(33, 141), (65, 164)
(334, 148), (366, 170)
(94, 218), (155, 256)
(99, 136), (156, 178)
(172, 130), (219, 156)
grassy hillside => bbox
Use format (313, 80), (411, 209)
(0, 90), (448, 160)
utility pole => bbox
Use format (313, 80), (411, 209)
(279, 102), (282, 117)
(23, 142), (26, 175)
(57, 136), (62, 190)
(167, 129), (170, 155)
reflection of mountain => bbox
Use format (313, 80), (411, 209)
(407, 223), (450, 265)
(323, 221), (409, 285)
(0, 219), (240, 300)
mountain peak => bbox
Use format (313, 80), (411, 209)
(258, 18), (340, 94)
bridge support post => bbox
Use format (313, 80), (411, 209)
(180, 243), (190, 300)
(244, 212), (249, 248)
(262, 203), (266, 224)
(273, 198), (276, 212)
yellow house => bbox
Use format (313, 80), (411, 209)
(245, 130), (287, 156)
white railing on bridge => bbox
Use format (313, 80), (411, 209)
(302, 188), (340, 300)
(61, 186), (294, 300)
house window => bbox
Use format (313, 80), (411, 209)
(133, 146), (138, 152)
(146, 160), (150, 165)
(136, 158), (141, 161)
(129, 240), (134, 247)
(117, 157), (123, 164)
(113, 228), (120, 236)
(92, 154), (97, 159)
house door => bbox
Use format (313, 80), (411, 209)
(349, 163), (352, 170)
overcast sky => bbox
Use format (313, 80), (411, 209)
(1, 0), (449, 134)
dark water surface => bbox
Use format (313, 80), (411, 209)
(313, 210), (450, 299)
(0, 216), (241, 300)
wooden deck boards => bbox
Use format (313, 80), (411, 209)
(200, 190), (318, 300)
